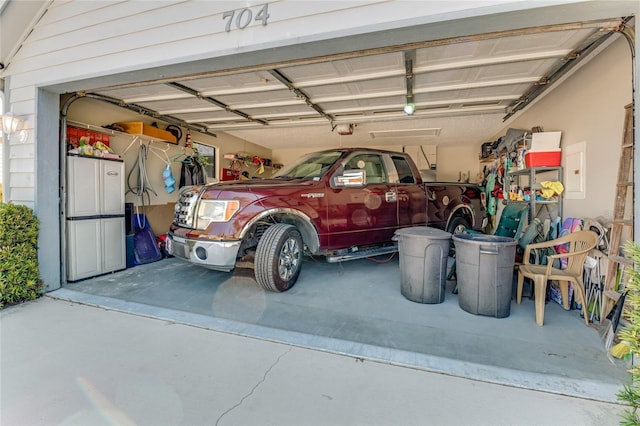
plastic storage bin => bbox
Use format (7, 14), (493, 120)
(524, 150), (561, 167)
(394, 227), (452, 304)
(453, 234), (517, 318)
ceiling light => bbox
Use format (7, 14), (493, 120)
(404, 102), (415, 115)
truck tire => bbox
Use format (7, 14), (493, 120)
(447, 216), (470, 235)
(255, 224), (303, 292)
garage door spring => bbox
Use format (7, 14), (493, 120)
(126, 144), (157, 228)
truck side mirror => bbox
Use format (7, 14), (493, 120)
(333, 170), (366, 188)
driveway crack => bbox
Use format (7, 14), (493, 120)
(215, 346), (293, 426)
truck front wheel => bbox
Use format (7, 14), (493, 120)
(255, 224), (303, 292)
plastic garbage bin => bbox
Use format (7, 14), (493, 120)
(452, 234), (517, 318)
(394, 227), (452, 304)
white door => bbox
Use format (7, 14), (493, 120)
(66, 219), (101, 281)
(66, 156), (100, 217)
(101, 217), (126, 273)
(101, 160), (125, 216)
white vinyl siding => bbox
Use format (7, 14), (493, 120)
(0, 93), (3, 194)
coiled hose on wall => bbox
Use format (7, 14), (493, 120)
(127, 144), (157, 228)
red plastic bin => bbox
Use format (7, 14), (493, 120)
(525, 150), (561, 167)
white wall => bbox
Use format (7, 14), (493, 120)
(436, 145), (480, 183)
(493, 35), (632, 220)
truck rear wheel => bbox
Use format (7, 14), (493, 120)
(255, 224), (303, 292)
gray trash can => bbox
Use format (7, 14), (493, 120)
(394, 227), (452, 304)
(452, 234), (517, 318)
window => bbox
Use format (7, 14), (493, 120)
(391, 156), (415, 184)
(345, 154), (387, 184)
(194, 142), (217, 181)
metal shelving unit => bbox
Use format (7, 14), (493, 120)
(506, 166), (563, 222)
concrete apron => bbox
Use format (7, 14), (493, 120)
(51, 256), (630, 403)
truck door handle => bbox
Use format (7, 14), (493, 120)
(385, 191), (397, 202)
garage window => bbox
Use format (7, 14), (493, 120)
(194, 142), (217, 181)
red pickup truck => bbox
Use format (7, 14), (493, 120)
(168, 148), (487, 292)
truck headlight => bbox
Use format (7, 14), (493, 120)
(196, 200), (240, 229)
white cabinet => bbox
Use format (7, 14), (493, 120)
(66, 155), (125, 281)
(67, 155), (124, 217)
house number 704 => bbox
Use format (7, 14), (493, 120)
(223, 4), (270, 32)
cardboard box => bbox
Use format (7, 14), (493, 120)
(114, 122), (177, 143)
(525, 150), (561, 167)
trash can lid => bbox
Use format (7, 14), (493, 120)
(452, 233), (517, 245)
(394, 226), (452, 240)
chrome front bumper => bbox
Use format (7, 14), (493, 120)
(167, 233), (241, 272)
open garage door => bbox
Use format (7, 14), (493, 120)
(76, 18), (630, 151)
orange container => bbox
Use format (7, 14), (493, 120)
(114, 122), (177, 143)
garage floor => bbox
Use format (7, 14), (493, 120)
(53, 255), (630, 403)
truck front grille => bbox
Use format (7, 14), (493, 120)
(174, 188), (200, 228)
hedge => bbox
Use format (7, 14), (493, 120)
(0, 203), (42, 307)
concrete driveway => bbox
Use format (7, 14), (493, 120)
(1, 297), (627, 425)
(52, 255), (630, 403)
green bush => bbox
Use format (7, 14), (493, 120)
(617, 240), (640, 425)
(0, 203), (42, 307)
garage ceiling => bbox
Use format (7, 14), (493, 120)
(87, 19), (625, 151)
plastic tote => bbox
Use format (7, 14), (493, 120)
(453, 234), (517, 318)
(394, 227), (452, 304)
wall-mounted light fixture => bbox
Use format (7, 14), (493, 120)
(1, 112), (27, 143)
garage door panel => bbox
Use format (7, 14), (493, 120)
(215, 89), (302, 108)
(306, 76), (405, 101)
(415, 61), (547, 86)
(489, 28), (600, 55)
(409, 88), (520, 104)
(415, 27), (597, 68)
(281, 52), (404, 85)
(137, 98), (221, 114)
(173, 109), (243, 123)
(96, 84), (190, 103)
(243, 104), (324, 119)
(185, 71), (285, 95)
(474, 59), (561, 81)
(320, 96), (406, 113)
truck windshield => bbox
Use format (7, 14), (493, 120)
(272, 150), (343, 180)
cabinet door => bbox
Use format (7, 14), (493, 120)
(101, 217), (126, 273)
(67, 156), (101, 217)
(66, 219), (101, 281)
(101, 161), (125, 215)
